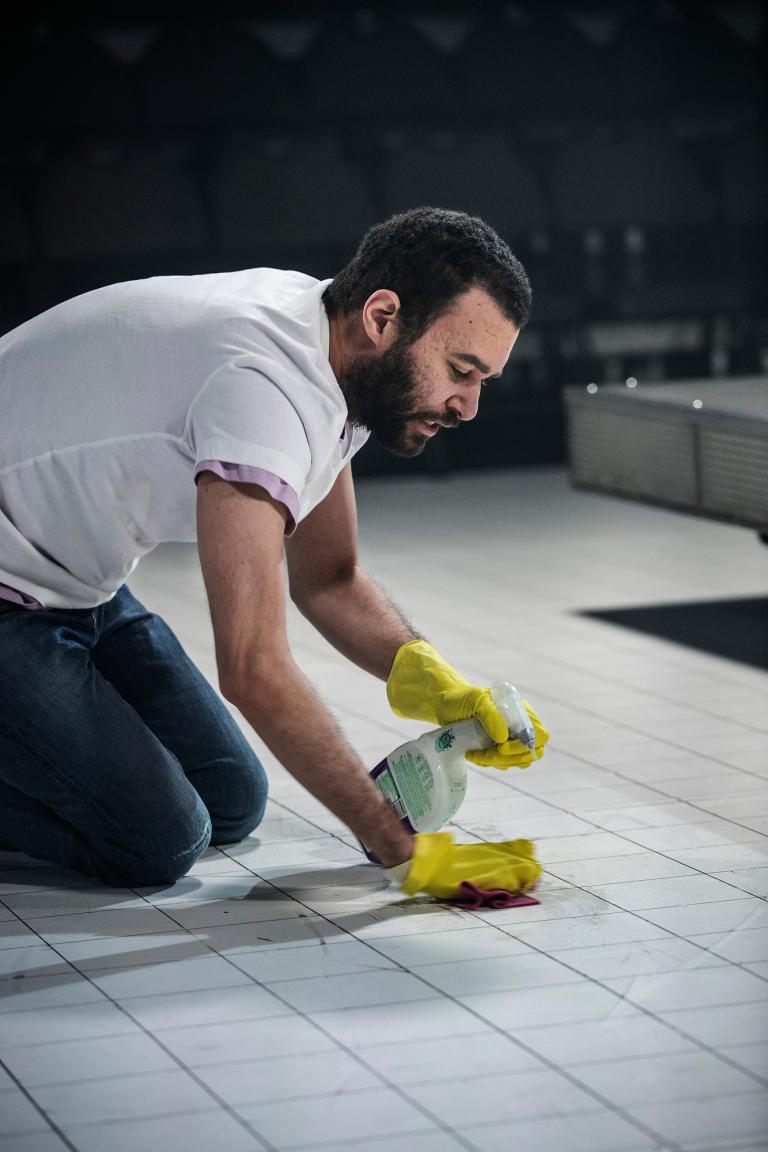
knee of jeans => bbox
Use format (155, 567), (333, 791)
(107, 808), (212, 888)
(209, 756), (268, 845)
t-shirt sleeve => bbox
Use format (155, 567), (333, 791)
(186, 362), (311, 537)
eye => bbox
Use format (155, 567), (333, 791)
(450, 365), (471, 380)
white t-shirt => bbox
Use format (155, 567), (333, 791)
(0, 268), (369, 610)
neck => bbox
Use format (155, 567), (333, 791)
(328, 312), (350, 380)
(328, 311), (368, 421)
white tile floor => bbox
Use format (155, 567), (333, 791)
(1, 466), (767, 1152)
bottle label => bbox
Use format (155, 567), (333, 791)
(387, 747), (434, 822)
(372, 766), (410, 823)
(434, 728), (456, 752)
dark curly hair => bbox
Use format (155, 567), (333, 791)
(323, 206), (532, 341)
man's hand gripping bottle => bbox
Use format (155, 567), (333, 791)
(360, 682), (535, 863)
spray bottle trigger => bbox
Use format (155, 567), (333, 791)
(490, 682), (536, 750)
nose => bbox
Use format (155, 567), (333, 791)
(448, 380), (482, 422)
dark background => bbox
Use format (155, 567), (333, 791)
(2, 1), (766, 476)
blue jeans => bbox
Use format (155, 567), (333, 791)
(0, 585), (268, 887)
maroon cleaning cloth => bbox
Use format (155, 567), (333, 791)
(451, 881), (541, 910)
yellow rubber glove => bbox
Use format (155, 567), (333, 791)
(466, 700), (550, 770)
(386, 640), (549, 769)
(387, 640), (508, 741)
(390, 831), (541, 900)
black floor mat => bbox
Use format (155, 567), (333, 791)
(581, 596), (768, 671)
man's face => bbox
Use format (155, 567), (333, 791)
(340, 287), (519, 457)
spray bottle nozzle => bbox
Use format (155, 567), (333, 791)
(490, 681), (536, 750)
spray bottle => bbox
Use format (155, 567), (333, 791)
(360, 682), (535, 864)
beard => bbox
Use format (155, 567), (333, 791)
(337, 337), (457, 458)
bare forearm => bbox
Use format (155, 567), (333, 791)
(231, 657), (413, 867)
(293, 567), (422, 680)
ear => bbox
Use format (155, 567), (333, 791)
(361, 289), (401, 349)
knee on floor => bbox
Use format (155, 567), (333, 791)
(209, 756), (269, 846)
(102, 808), (213, 888)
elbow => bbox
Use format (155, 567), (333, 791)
(289, 563), (358, 610)
(220, 674), (273, 714)
(218, 651), (294, 711)
(219, 676), (247, 707)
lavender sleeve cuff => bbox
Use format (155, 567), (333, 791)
(194, 461), (299, 535)
(0, 584), (45, 610)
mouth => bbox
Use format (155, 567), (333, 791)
(413, 418), (447, 437)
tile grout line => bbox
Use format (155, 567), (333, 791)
(408, 583), (768, 730)
(0, 869), (289, 1151)
(450, 772), (768, 871)
(3, 858), (511, 1150)
(182, 866), (692, 1151)
(3, 837), (768, 1111)
(7, 830), (767, 1120)
(60, 858), (685, 1149)
(0, 1051), (82, 1150)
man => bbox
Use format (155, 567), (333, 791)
(0, 207), (548, 899)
